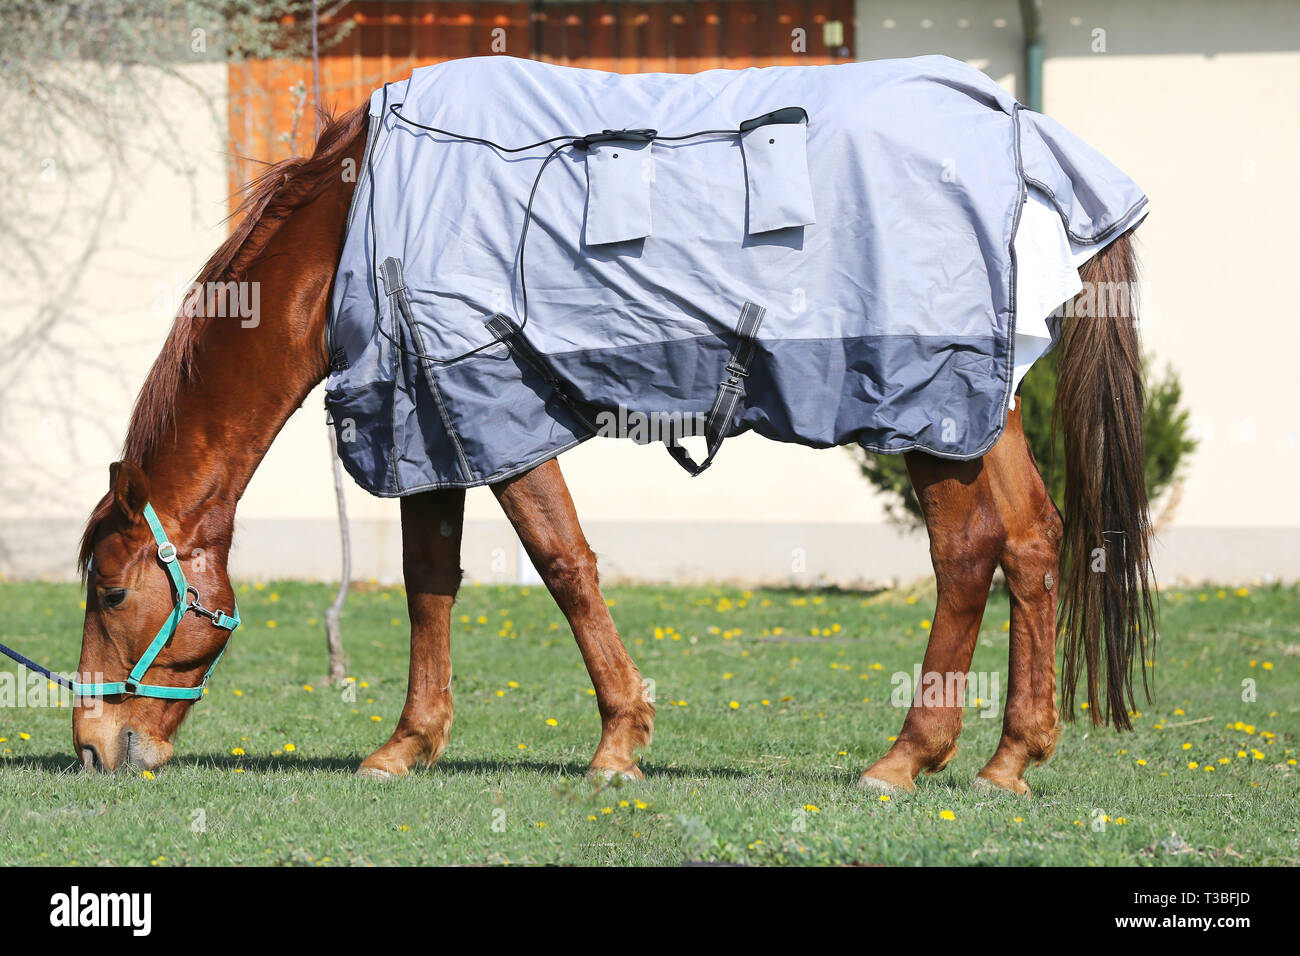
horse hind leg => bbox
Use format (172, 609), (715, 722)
(493, 460), (654, 780)
(859, 455), (1003, 793)
(974, 405), (1062, 796)
(358, 489), (464, 778)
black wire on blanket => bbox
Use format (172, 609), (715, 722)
(367, 86), (747, 367)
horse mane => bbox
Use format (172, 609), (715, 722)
(77, 101), (370, 577)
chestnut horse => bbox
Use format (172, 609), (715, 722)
(72, 103), (1154, 795)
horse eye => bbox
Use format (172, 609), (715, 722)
(101, 588), (128, 610)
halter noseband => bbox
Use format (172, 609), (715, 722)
(0, 501), (240, 701)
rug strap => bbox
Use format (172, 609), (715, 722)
(665, 300), (767, 477)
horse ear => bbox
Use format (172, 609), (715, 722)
(109, 461), (150, 522)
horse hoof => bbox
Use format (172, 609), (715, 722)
(857, 773), (911, 795)
(356, 765), (398, 780)
(973, 774), (1031, 797)
(587, 764), (643, 784)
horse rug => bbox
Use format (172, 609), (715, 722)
(326, 54), (1148, 495)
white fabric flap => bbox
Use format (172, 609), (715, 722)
(740, 115), (816, 234)
(584, 140), (653, 245)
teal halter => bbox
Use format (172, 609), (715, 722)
(0, 501), (240, 701)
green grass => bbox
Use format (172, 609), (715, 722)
(0, 579), (1296, 866)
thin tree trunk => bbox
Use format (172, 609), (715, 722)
(314, 0), (348, 685)
(324, 417), (350, 684)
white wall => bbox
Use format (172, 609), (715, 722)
(3, 3), (1298, 585)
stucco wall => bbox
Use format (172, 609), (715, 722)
(2, 2), (1296, 585)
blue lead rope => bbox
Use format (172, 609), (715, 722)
(0, 501), (239, 701)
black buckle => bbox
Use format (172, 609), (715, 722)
(739, 106), (809, 133)
(575, 128), (658, 150)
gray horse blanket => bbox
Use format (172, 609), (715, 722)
(326, 54), (1147, 495)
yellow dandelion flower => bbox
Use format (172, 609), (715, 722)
(284, 743), (296, 752)
(141, 770), (155, 780)
(545, 717), (558, 726)
(19, 733), (31, 741)
(880, 795), (891, 803)
(231, 747), (245, 756)
(728, 701), (740, 710)
(1188, 761), (1199, 769)
(939, 810), (955, 821)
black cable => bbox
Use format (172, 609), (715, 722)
(366, 89), (760, 367)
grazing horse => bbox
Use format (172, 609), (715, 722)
(72, 99), (1153, 795)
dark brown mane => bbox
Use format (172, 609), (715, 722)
(77, 101), (370, 576)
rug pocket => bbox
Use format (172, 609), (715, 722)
(740, 107), (816, 234)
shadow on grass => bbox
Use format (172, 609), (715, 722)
(2, 753), (752, 780)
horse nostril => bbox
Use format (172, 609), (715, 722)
(80, 746), (103, 772)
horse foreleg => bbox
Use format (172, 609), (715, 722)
(975, 405), (1062, 795)
(493, 460), (654, 779)
(357, 489), (464, 778)
(859, 454), (1003, 794)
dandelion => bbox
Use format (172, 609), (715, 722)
(266, 621), (277, 629)
(804, 804), (820, 813)
(284, 743), (296, 753)
(938, 810), (955, 821)
(1188, 761), (1199, 769)
(141, 770), (155, 780)
(1181, 742), (1192, 750)
(370, 715), (382, 722)
(1012, 816), (1024, 823)
(507, 680), (519, 689)
(545, 717), (558, 726)
(880, 795), (891, 803)
(19, 733), (30, 741)
(1136, 759), (1147, 766)
(728, 701), (740, 710)
(231, 747), (245, 756)
(302, 684), (314, 692)
(600, 807), (613, 814)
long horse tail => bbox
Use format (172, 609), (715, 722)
(1054, 229), (1157, 731)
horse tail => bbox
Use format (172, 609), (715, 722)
(1054, 229), (1156, 731)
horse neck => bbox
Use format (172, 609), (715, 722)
(144, 171), (359, 549)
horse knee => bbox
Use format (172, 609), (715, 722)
(534, 544), (600, 605)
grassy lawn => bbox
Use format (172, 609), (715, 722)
(0, 578), (1296, 866)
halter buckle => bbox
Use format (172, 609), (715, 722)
(186, 586), (229, 627)
(157, 541), (178, 563)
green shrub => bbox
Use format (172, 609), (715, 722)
(851, 350), (1197, 527)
